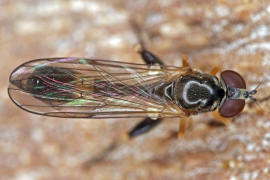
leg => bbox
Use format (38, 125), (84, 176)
(182, 55), (190, 68)
(211, 110), (231, 125)
(140, 49), (164, 66)
(82, 142), (118, 169)
(128, 117), (162, 138)
(207, 120), (226, 127)
(210, 66), (221, 76)
(178, 117), (192, 139)
(83, 117), (163, 168)
(131, 20), (164, 66)
(135, 44), (164, 66)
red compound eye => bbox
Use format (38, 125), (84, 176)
(219, 70), (246, 118)
(220, 70), (246, 89)
(219, 99), (245, 118)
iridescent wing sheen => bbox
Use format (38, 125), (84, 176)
(8, 57), (187, 118)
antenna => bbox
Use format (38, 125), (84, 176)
(247, 79), (263, 101)
(247, 79), (264, 108)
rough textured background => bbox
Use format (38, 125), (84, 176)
(1, 0), (270, 180)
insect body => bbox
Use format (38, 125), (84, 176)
(8, 48), (257, 138)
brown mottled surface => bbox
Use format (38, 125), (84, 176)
(1, 0), (270, 180)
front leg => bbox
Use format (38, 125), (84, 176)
(128, 117), (162, 138)
(210, 66), (221, 76)
(211, 110), (231, 125)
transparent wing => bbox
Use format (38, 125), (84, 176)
(8, 57), (187, 118)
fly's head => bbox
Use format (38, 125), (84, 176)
(218, 70), (257, 118)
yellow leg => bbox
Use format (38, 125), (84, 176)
(210, 66), (221, 76)
(134, 43), (143, 53)
(178, 118), (186, 139)
(182, 55), (190, 68)
(178, 117), (192, 139)
(211, 110), (231, 125)
(120, 133), (130, 142)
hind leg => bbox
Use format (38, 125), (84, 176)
(131, 20), (164, 66)
(134, 44), (164, 66)
(128, 117), (162, 138)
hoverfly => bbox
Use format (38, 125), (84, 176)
(8, 47), (257, 138)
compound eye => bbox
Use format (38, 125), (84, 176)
(219, 70), (247, 117)
(219, 99), (245, 117)
(221, 70), (246, 89)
